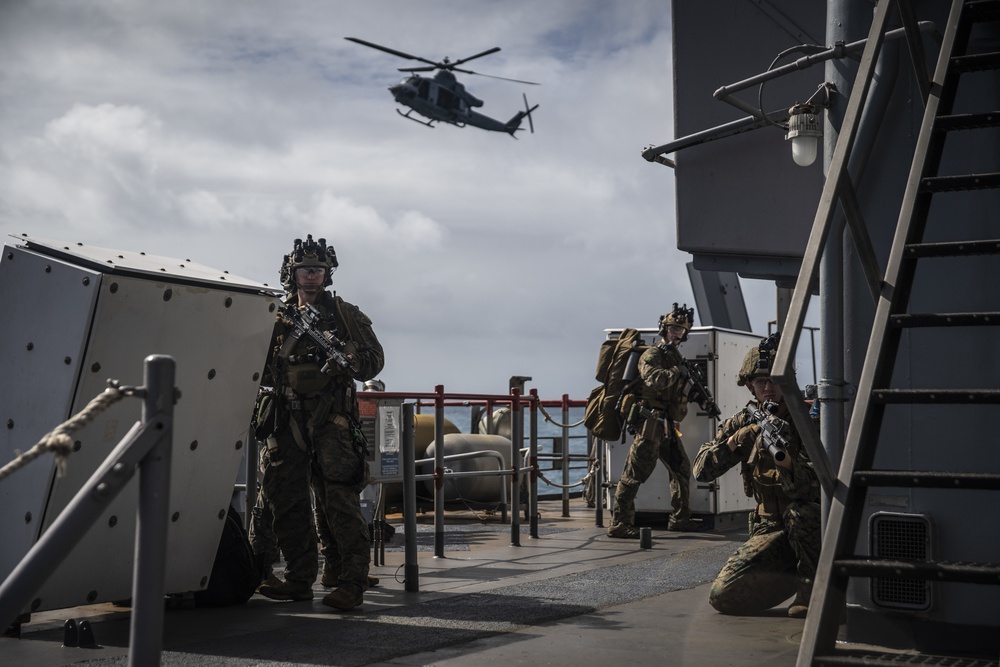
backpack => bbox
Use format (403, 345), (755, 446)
(584, 328), (646, 441)
(193, 506), (260, 608)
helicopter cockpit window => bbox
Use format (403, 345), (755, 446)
(416, 79), (430, 100)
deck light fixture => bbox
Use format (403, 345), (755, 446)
(786, 103), (822, 167)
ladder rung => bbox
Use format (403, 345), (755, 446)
(890, 312), (1000, 327)
(853, 470), (1000, 489)
(921, 172), (1000, 192)
(833, 557), (1000, 585)
(935, 111), (1000, 130)
(952, 51), (1000, 73)
(814, 648), (1000, 667)
(905, 239), (1000, 257)
(872, 389), (1000, 404)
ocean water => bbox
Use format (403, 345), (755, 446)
(430, 405), (591, 497)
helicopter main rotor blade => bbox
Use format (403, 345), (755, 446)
(345, 37), (439, 68)
(348, 37), (539, 85)
(455, 68), (541, 85)
(447, 47), (501, 68)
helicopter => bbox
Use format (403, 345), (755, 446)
(346, 37), (539, 137)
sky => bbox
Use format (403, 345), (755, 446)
(0, 0), (814, 400)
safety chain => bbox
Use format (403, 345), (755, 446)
(536, 403), (585, 429)
(0, 381), (140, 483)
(535, 468), (586, 490)
(536, 458), (600, 491)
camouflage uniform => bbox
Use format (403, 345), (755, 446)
(610, 341), (694, 533)
(247, 450), (280, 580)
(261, 290), (384, 600)
(693, 400), (821, 614)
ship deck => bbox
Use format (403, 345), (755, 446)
(1, 498), (808, 666)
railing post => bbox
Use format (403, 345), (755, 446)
(528, 390), (539, 539)
(594, 433), (605, 528)
(129, 354), (175, 667)
(433, 385), (445, 558)
(561, 394), (570, 517)
(509, 387), (521, 547)
(402, 403), (419, 592)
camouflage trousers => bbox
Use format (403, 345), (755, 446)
(708, 500), (821, 614)
(309, 415), (371, 596)
(612, 416), (691, 526)
(255, 430), (318, 589)
(248, 445), (280, 569)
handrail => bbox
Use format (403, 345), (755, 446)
(0, 355), (177, 667)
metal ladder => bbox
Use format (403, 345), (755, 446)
(792, 0), (1000, 664)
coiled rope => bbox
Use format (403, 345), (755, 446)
(0, 384), (132, 482)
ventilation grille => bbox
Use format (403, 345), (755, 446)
(869, 512), (932, 611)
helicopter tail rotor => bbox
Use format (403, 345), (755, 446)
(505, 93), (539, 137)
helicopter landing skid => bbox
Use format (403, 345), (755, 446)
(396, 108), (435, 127)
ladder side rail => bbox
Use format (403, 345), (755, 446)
(896, 0), (935, 102)
(774, 0), (896, 506)
(838, 178), (884, 304)
(797, 0), (973, 664)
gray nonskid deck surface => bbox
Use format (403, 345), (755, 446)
(2, 504), (810, 667)
(14, 543), (737, 667)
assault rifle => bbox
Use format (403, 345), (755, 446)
(681, 358), (722, 419)
(279, 303), (356, 375)
(748, 400), (789, 462)
(662, 342), (722, 418)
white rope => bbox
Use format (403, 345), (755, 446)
(0, 386), (129, 482)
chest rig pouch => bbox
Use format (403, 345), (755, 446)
(286, 362), (332, 395)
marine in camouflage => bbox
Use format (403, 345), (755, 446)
(253, 239), (384, 602)
(609, 307), (696, 535)
(692, 338), (820, 616)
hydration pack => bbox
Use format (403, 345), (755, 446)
(583, 328), (646, 441)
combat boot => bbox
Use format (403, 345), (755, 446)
(321, 568), (379, 589)
(322, 586), (364, 611)
(668, 516), (702, 532)
(607, 523), (640, 539)
(787, 578), (813, 618)
(258, 579), (314, 602)
(258, 571), (282, 592)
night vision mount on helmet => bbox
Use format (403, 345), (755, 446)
(658, 303), (695, 341)
(280, 235), (338, 291)
(738, 331), (781, 387)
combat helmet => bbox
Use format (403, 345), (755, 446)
(279, 235), (338, 291)
(738, 332), (780, 388)
(658, 302), (695, 342)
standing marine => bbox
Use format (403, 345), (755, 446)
(607, 303), (699, 538)
(255, 235), (384, 611)
(692, 333), (820, 618)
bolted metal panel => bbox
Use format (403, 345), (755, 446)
(671, 1), (827, 278)
(603, 327), (761, 519)
(0, 237), (281, 613)
(0, 245), (102, 586)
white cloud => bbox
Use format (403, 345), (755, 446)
(0, 1), (813, 399)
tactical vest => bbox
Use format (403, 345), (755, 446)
(274, 294), (362, 419)
(639, 343), (689, 423)
(742, 425), (803, 520)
